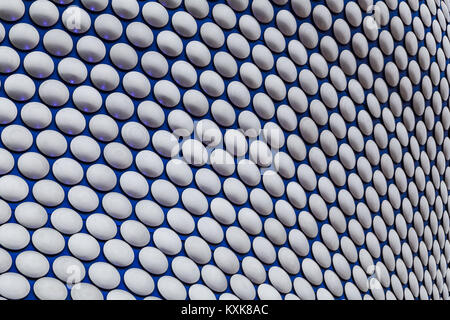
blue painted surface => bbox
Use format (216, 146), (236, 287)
(0, 0), (446, 300)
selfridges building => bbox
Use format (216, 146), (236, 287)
(0, 0), (448, 301)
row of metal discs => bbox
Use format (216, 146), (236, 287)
(0, 211), (447, 300)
